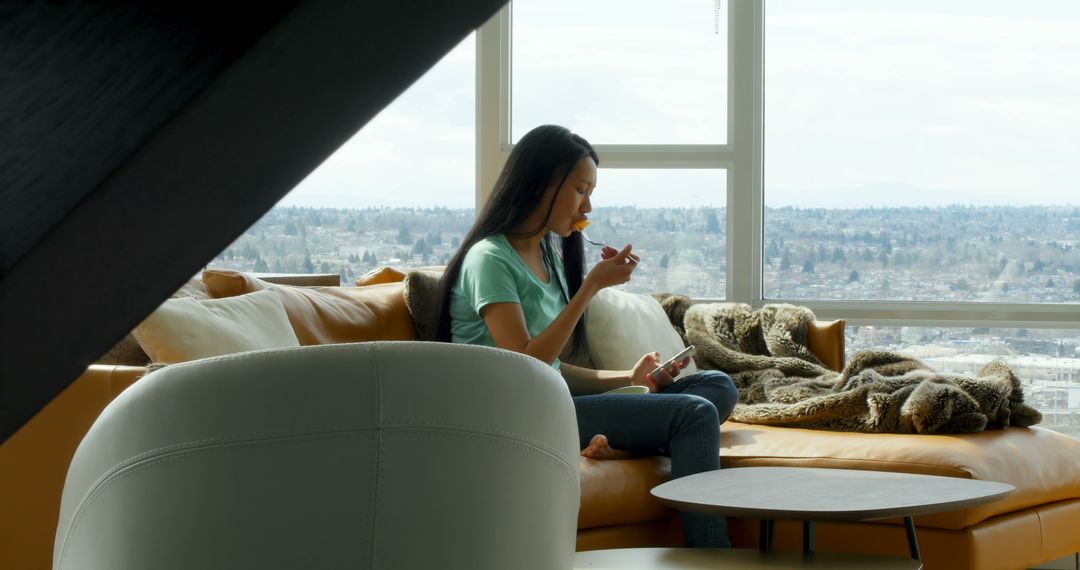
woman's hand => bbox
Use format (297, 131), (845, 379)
(629, 352), (691, 392)
(584, 244), (638, 292)
(600, 245), (641, 264)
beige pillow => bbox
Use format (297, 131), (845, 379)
(133, 289), (300, 364)
(586, 287), (698, 377)
(98, 277), (209, 365)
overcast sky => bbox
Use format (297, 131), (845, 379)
(280, 1), (1079, 210)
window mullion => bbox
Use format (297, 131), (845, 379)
(476, 5), (510, 209)
(788, 300), (1080, 330)
(728, 0), (764, 306)
(592, 145), (730, 169)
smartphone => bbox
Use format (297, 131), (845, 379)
(650, 345), (696, 381)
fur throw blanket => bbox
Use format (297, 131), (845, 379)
(655, 296), (1043, 434)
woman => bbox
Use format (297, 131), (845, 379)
(435, 125), (738, 548)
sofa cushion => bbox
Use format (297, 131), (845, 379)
(133, 289), (300, 363)
(403, 269), (443, 342)
(203, 269), (416, 345)
(98, 277), (209, 365)
(720, 421), (1080, 530)
(585, 287), (698, 378)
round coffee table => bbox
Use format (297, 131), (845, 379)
(651, 466), (1014, 560)
(574, 547), (922, 569)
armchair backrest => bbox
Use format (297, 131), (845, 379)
(54, 342), (580, 570)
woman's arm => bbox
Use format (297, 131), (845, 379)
(484, 299), (691, 395)
(481, 280), (597, 367)
(559, 362), (631, 394)
(562, 354), (690, 395)
(482, 245), (636, 367)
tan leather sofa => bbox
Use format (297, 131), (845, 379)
(3, 268), (1079, 570)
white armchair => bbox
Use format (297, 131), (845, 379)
(53, 342), (580, 570)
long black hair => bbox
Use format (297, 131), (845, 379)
(435, 125), (598, 358)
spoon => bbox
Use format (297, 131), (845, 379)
(580, 231), (642, 267)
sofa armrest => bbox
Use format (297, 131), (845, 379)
(1, 364), (148, 570)
(807, 320), (846, 372)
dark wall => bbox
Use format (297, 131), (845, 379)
(0, 1), (297, 274)
(1, 0), (507, 442)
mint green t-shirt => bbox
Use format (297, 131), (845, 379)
(450, 234), (569, 370)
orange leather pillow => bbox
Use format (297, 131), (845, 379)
(355, 266), (408, 286)
(203, 269), (269, 298)
(203, 269), (416, 344)
(355, 265), (448, 287)
(806, 319), (846, 372)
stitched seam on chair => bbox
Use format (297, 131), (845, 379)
(75, 421), (381, 507)
(154, 342), (556, 374)
(268, 341), (555, 372)
(56, 429), (374, 570)
(380, 420), (572, 465)
(386, 427), (579, 481)
(370, 341), (569, 382)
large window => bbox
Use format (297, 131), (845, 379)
(586, 169), (727, 298)
(511, 0), (727, 144)
(754, 0), (1080, 439)
(208, 34), (477, 284)
(507, 0), (729, 296)
(485, 1), (1080, 438)
(203, 2), (1080, 439)
(762, 1), (1080, 304)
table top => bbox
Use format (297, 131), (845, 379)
(651, 467), (1014, 521)
(574, 548), (922, 569)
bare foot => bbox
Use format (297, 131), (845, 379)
(580, 434), (632, 460)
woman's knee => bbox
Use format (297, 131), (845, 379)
(679, 395), (720, 428)
(713, 372), (739, 420)
(685, 371), (739, 419)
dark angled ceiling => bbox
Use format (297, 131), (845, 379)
(1, 0), (297, 275)
(1, 0), (507, 442)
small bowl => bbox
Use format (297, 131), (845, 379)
(603, 385), (650, 395)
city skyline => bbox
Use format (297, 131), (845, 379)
(208, 201), (1080, 438)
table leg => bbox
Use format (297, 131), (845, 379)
(802, 521), (815, 553)
(758, 519), (774, 551)
(904, 516), (922, 560)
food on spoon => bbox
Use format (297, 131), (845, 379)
(572, 219), (590, 232)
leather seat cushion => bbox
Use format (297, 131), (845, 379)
(575, 422), (1080, 532)
(720, 421), (1080, 529)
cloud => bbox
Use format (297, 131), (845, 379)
(764, 7), (1080, 205)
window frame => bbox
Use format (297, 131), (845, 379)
(477, 0), (1080, 331)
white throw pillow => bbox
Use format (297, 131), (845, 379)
(133, 289), (300, 364)
(585, 287), (698, 378)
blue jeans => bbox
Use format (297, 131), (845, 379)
(573, 370), (739, 548)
